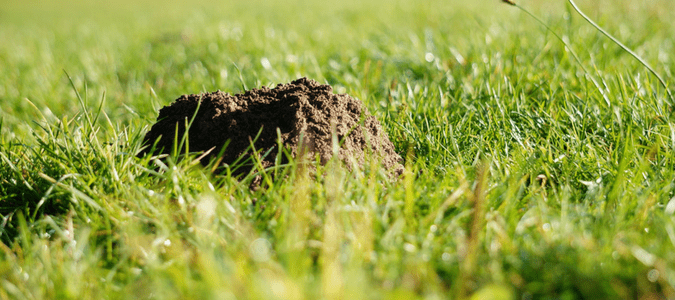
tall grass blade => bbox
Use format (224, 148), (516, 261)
(566, 0), (674, 106)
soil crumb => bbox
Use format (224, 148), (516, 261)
(140, 77), (403, 180)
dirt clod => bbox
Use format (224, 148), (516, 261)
(140, 77), (403, 180)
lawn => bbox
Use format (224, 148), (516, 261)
(1, 0), (675, 298)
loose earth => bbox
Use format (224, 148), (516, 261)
(140, 77), (403, 180)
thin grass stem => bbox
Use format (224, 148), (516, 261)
(566, 0), (674, 106)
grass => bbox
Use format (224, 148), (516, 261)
(1, 0), (675, 298)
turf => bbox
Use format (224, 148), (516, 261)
(1, 0), (675, 298)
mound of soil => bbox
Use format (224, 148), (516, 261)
(140, 77), (403, 180)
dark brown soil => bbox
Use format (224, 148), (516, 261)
(139, 77), (403, 181)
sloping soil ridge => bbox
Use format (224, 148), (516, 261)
(140, 77), (403, 179)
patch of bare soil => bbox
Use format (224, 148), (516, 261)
(140, 77), (403, 181)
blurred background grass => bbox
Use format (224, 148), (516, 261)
(1, 0), (671, 137)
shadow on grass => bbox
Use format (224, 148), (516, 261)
(0, 142), (72, 245)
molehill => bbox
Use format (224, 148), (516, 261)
(139, 77), (403, 180)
